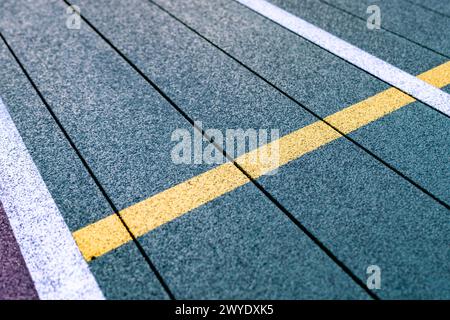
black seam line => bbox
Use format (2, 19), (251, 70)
(0, 32), (176, 301)
(62, 0), (380, 300)
(233, 0), (450, 120)
(402, 0), (450, 20)
(317, 0), (450, 60)
(170, 113), (381, 300)
(202, 133), (382, 301)
(144, 0), (450, 211)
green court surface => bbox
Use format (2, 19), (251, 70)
(0, 0), (449, 300)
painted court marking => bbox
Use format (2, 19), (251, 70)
(74, 61), (450, 261)
(235, 0), (450, 117)
(0, 97), (104, 300)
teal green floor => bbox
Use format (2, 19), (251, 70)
(0, 0), (448, 299)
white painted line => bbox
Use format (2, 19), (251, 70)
(235, 0), (450, 117)
(0, 97), (104, 300)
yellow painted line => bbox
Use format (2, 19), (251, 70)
(74, 61), (450, 261)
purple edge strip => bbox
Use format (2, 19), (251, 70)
(0, 200), (38, 300)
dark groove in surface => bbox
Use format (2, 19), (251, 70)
(402, 0), (450, 20)
(233, 0), (450, 120)
(317, 0), (450, 60)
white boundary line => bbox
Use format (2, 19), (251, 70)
(0, 97), (104, 300)
(235, 0), (450, 117)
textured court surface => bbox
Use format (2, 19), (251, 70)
(0, 0), (449, 300)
